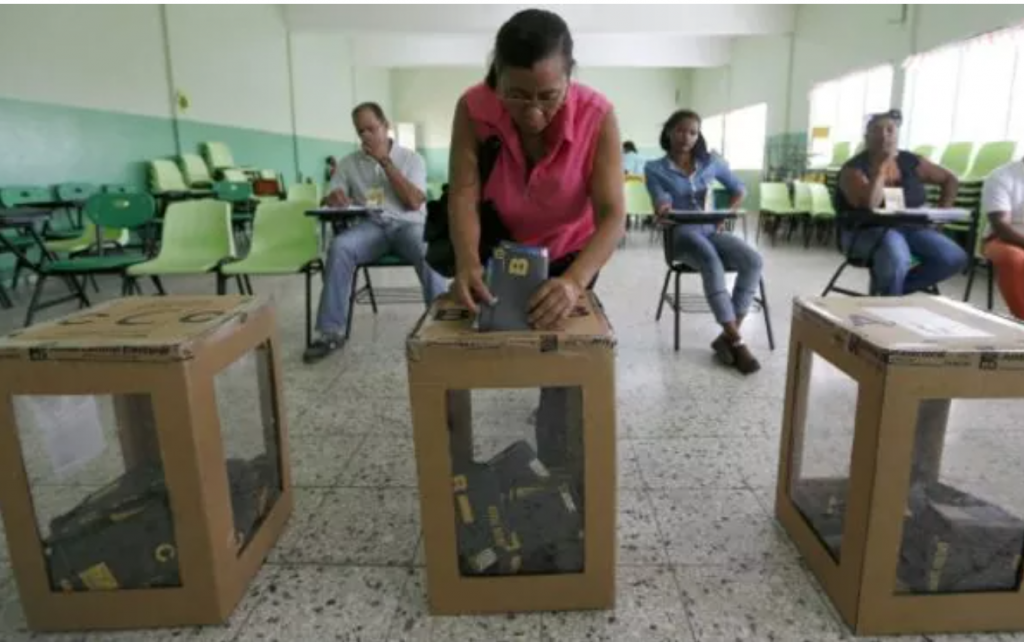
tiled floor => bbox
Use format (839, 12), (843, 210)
(0, 227), (1021, 641)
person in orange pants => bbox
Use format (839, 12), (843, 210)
(982, 157), (1024, 319)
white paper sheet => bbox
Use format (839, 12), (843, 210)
(863, 306), (993, 339)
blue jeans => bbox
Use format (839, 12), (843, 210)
(316, 218), (446, 335)
(672, 226), (763, 325)
(841, 227), (968, 296)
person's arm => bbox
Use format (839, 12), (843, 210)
(644, 162), (672, 216)
(983, 172), (1024, 248)
(712, 157), (746, 210)
(838, 160), (891, 210)
(447, 96), (493, 311)
(529, 109), (626, 329)
(324, 161), (351, 207)
(916, 157), (959, 208)
(380, 152), (427, 211)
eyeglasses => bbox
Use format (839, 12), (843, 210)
(498, 85), (567, 111)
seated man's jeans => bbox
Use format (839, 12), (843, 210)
(315, 217), (446, 336)
(841, 226), (968, 296)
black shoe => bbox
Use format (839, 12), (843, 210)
(303, 334), (345, 364)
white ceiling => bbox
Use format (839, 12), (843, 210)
(284, 4), (796, 68)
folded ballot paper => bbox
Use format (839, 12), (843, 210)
(476, 242), (549, 332)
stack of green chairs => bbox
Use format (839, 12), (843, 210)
(758, 182), (806, 245)
(220, 201), (322, 347)
(793, 181), (814, 247)
(126, 199), (235, 294)
(149, 160), (213, 219)
(947, 141), (1017, 278)
(179, 153), (214, 190)
(24, 193), (157, 327)
(0, 186), (61, 289)
(807, 182), (837, 247)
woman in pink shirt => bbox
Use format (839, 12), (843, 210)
(447, 8), (626, 330)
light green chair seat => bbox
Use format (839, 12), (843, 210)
(760, 182), (801, 215)
(45, 254), (148, 273)
(793, 181), (813, 212)
(625, 180), (654, 216)
(128, 200), (234, 277)
(809, 183), (836, 218)
(828, 142), (853, 168)
(45, 224), (128, 255)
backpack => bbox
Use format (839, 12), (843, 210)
(424, 136), (510, 278)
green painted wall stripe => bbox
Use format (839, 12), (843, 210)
(0, 96), (356, 191)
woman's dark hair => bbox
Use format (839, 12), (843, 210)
(623, 141), (638, 154)
(485, 9), (575, 89)
(660, 109), (709, 161)
(351, 101), (387, 123)
(866, 108), (902, 132)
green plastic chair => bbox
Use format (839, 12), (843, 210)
(804, 182), (838, 247)
(25, 193), (157, 327)
(287, 183), (321, 204)
(0, 186), (53, 208)
(938, 142), (974, 178)
(759, 182), (805, 245)
(964, 141), (1017, 182)
(220, 201), (322, 346)
(126, 199), (235, 292)
(912, 145), (936, 161)
(56, 183), (98, 204)
(213, 181), (257, 230)
(793, 181), (813, 212)
(103, 184), (138, 195)
(45, 224), (128, 255)
(202, 142), (236, 172)
(179, 153), (214, 189)
(828, 142), (853, 168)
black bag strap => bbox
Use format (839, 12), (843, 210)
(477, 135), (502, 191)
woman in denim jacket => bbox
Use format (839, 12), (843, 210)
(645, 109), (764, 374)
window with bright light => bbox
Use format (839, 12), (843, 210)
(723, 103), (768, 171)
(903, 25), (1024, 150)
(807, 65), (893, 166)
(702, 115), (725, 156)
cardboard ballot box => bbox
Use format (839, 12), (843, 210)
(775, 294), (1024, 636)
(0, 296), (292, 632)
(407, 292), (616, 614)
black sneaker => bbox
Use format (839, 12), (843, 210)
(302, 334), (345, 364)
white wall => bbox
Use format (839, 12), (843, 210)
(391, 68), (481, 150)
(352, 66), (394, 119)
(165, 5), (293, 134)
(290, 33), (355, 143)
(390, 67), (689, 152)
(0, 5), (170, 118)
(576, 68), (689, 150)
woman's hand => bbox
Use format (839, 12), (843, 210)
(451, 261), (494, 314)
(528, 276), (583, 330)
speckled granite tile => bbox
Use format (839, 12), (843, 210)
(541, 566), (693, 641)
